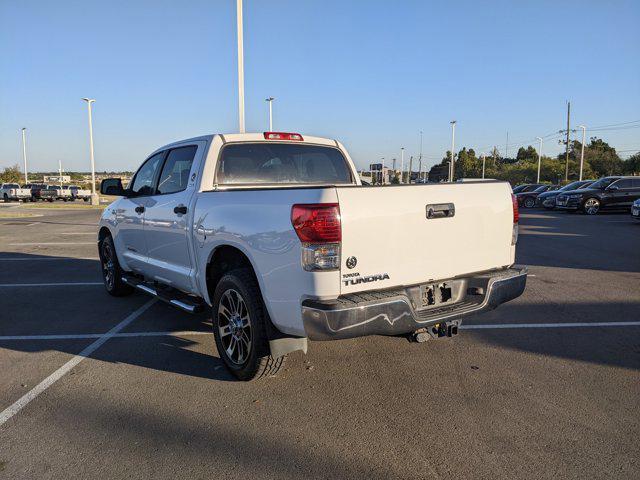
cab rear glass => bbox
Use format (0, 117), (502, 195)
(215, 143), (353, 186)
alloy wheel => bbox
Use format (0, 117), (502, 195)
(101, 241), (115, 290)
(218, 289), (252, 365)
(584, 198), (600, 215)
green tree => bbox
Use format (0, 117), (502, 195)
(622, 152), (640, 175)
(516, 145), (538, 162)
(0, 164), (22, 183)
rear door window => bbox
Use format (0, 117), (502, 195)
(216, 143), (353, 186)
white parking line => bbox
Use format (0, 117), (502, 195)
(0, 330), (210, 340)
(0, 282), (102, 287)
(0, 299), (156, 427)
(8, 242), (94, 246)
(0, 321), (638, 342)
(59, 232), (96, 235)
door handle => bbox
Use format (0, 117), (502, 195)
(426, 203), (455, 219)
(135, 206), (145, 214)
(174, 205), (188, 215)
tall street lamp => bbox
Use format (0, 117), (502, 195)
(82, 98), (99, 205)
(236, 0), (245, 133)
(481, 153), (486, 179)
(449, 121), (457, 182)
(21, 128), (28, 184)
(400, 147), (405, 184)
(577, 125), (586, 181)
(535, 136), (543, 183)
(265, 97), (274, 131)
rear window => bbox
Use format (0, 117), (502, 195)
(215, 143), (353, 186)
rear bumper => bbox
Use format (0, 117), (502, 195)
(302, 266), (527, 340)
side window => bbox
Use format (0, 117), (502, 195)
(631, 179), (640, 189)
(130, 152), (165, 196)
(156, 146), (197, 195)
(612, 179), (632, 189)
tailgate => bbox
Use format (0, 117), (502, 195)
(336, 182), (515, 294)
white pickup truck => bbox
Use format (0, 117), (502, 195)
(98, 132), (526, 380)
(1, 183), (32, 202)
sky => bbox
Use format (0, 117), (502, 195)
(1, 0), (639, 173)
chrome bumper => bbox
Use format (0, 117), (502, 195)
(302, 267), (527, 341)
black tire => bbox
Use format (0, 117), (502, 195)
(98, 235), (134, 297)
(212, 268), (285, 381)
(582, 197), (600, 215)
(3, 194), (8, 203)
(523, 197), (535, 208)
(48, 198), (54, 202)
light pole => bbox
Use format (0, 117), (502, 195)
(82, 98), (99, 205)
(381, 157), (385, 185)
(535, 136), (543, 183)
(265, 97), (274, 131)
(21, 128), (28, 184)
(236, 0), (245, 133)
(481, 153), (486, 179)
(400, 147), (405, 184)
(577, 125), (586, 181)
(449, 121), (457, 181)
(419, 130), (423, 181)
(58, 160), (63, 188)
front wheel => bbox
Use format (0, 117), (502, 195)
(523, 197), (535, 208)
(98, 235), (133, 296)
(212, 268), (285, 381)
(583, 198), (600, 215)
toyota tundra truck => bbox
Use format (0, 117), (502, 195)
(98, 132), (526, 380)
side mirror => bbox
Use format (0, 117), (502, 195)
(607, 185), (619, 191)
(100, 178), (126, 196)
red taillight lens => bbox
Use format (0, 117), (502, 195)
(264, 132), (304, 141)
(291, 203), (341, 243)
(511, 194), (519, 223)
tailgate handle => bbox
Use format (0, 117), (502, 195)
(426, 203), (455, 219)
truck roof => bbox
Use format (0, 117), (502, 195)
(159, 133), (338, 151)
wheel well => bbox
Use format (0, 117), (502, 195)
(206, 246), (257, 298)
(98, 227), (111, 242)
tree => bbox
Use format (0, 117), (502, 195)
(516, 146), (538, 162)
(622, 152), (640, 175)
(584, 137), (622, 176)
(0, 164), (22, 183)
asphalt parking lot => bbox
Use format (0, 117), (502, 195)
(0, 205), (639, 479)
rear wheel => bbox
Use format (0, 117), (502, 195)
(583, 198), (600, 215)
(523, 197), (535, 208)
(212, 268), (285, 381)
(2, 194), (7, 203)
(98, 235), (133, 296)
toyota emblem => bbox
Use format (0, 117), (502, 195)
(346, 256), (357, 269)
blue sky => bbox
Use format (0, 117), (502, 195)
(1, 0), (639, 173)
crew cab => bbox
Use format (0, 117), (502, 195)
(1, 183), (31, 202)
(98, 132), (527, 380)
(555, 176), (640, 215)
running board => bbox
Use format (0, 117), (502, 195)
(121, 275), (205, 314)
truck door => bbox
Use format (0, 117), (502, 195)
(142, 142), (203, 292)
(114, 151), (165, 273)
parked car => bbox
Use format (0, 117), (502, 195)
(22, 183), (55, 202)
(98, 132), (527, 380)
(556, 176), (640, 215)
(47, 185), (73, 201)
(512, 183), (545, 194)
(1, 183), (32, 202)
(537, 180), (594, 209)
(68, 185), (92, 201)
(631, 198), (640, 222)
(516, 185), (559, 208)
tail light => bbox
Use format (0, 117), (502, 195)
(264, 132), (304, 141)
(511, 194), (519, 245)
(291, 204), (341, 271)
